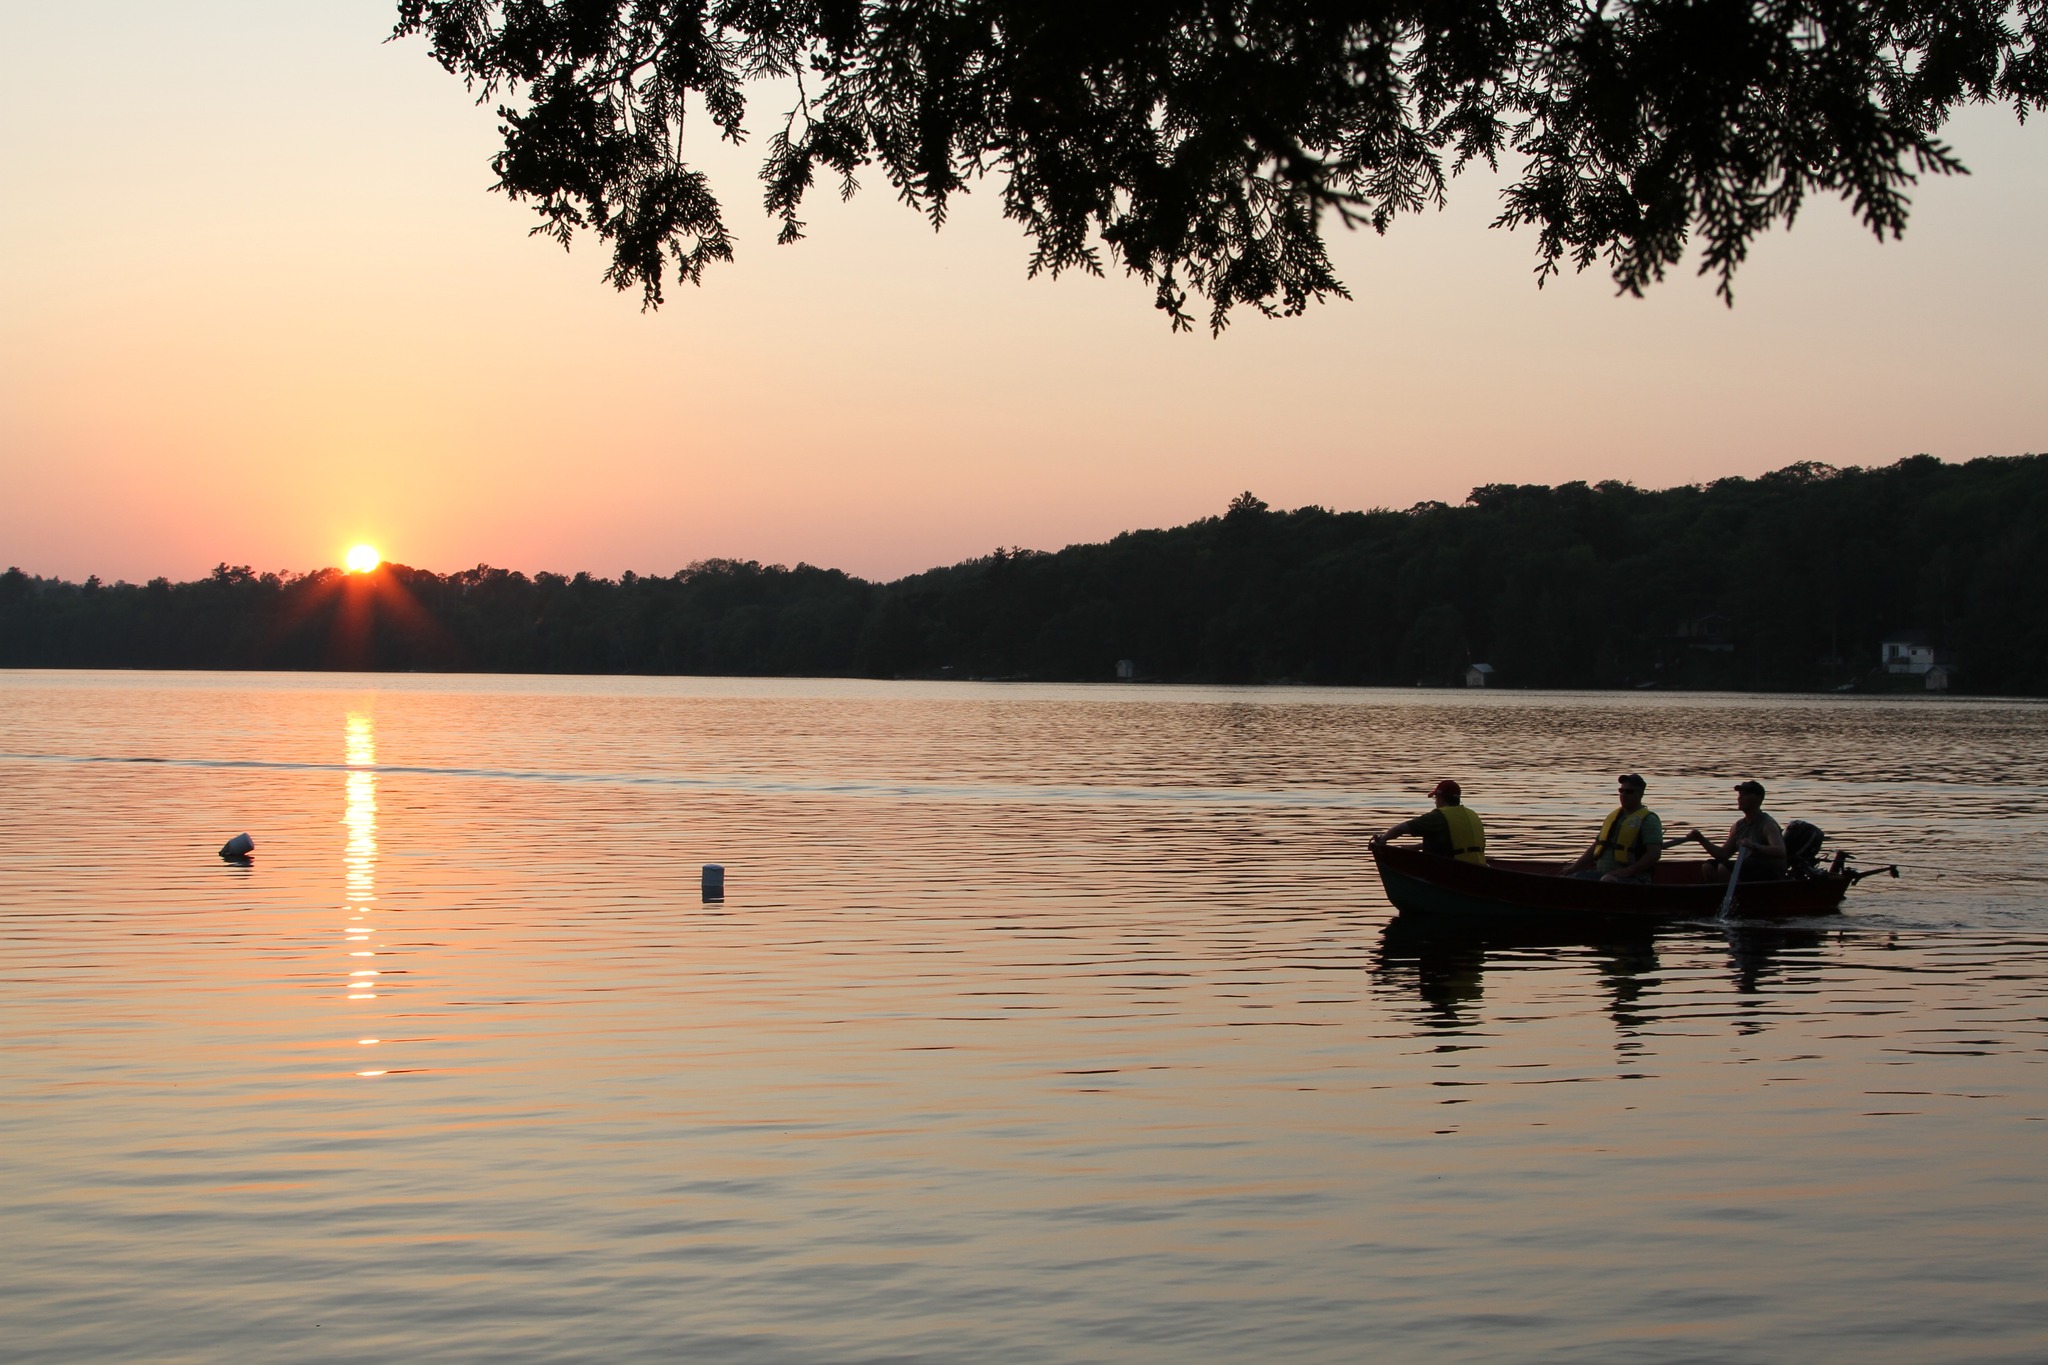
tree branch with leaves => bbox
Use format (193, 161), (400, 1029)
(395, 0), (2047, 329)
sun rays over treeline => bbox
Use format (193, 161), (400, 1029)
(5, 455), (2044, 692)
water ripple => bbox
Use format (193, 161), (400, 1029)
(4, 674), (2048, 1363)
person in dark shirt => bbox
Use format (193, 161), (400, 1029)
(1681, 780), (1788, 881)
(1372, 779), (1487, 864)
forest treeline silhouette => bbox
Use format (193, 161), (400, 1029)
(5, 455), (2043, 692)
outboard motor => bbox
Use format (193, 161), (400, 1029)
(1784, 820), (1826, 877)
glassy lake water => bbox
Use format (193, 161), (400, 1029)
(3, 671), (2046, 1363)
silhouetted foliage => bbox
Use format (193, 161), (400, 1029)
(4, 455), (2045, 692)
(394, 0), (2047, 328)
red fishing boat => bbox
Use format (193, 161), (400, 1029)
(1370, 842), (1893, 923)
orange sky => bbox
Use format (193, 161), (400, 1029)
(2, 2), (2043, 584)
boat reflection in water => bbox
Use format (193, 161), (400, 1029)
(1373, 912), (1830, 1036)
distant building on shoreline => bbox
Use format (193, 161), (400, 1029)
(1881, 630), (1962, 690)
(1882, 631), (1938, 675)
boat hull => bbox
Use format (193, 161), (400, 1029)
(1371, 843), (1849, 922)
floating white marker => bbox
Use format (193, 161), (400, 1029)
(702, 863), (725, 902)
(219, 833), (254, 860)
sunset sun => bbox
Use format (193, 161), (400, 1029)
(345, 544), (381, 574)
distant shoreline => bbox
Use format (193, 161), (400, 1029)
(6, 455), (2043, 696)
(2, 664), (2032, 704)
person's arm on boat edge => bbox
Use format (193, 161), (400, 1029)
(1372, 779), (1466, 855)
(1677, 826), (1730, 862)
(1675, 818), (1783, 865)
(1561, 838), (1602, 876)
(1373, 808), (1449, 848)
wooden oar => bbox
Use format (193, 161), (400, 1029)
(1718, 846), (1749, 919)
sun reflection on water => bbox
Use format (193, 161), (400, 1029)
(341, 711), (385, 1051)
(343, 712), (376, 902)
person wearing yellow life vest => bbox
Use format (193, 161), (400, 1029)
(1562, 773), (1665, 883)
(1371, 779), (1487, 864)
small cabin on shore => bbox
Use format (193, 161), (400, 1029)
(1464, 663), (1496, 688)
(1882, 631), (1937, 674)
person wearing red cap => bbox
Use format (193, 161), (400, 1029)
(1372, 779), (1487, 865)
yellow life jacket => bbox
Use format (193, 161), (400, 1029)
(1596, 806), (1652, 871)
(1440, 804), (1487, 865)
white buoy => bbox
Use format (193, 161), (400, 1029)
(220, 833), (254, 860)
(701, 863), (725, 901)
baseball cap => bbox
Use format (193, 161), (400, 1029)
(1430, 779), (1461, 800)
(1617, 773), (1646, 791)
(1734, 780), (1766, 798)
